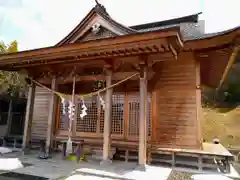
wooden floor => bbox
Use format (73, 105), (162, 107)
(149, 143), (234, 174)
(155, 143), (233, 157)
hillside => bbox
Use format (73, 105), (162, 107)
(202, 107), (240, 147)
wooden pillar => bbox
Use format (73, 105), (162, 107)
(46, 77), (57, 154)
(7, 99), (13, 135)
(196, 60), (202, 149)
(22, 83), (36, 152)
(101, 69), (113, 164)
(139, 64), (147, 167)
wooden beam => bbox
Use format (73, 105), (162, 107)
(38, 72), (155, 84)
(169, 44), (178, 60)
(22, 83), (36, 153)
(0, 29), (179, 67)
(2, 52), (176, 73)
(217, 45), (240, 90)
(149, 64), (165, 90)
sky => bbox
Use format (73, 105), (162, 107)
(0, 0), (239, 51)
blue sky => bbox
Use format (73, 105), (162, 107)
(0, 0), (239, 51)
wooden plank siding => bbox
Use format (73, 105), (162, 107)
(29, 52), (202, 150)
(30, 87), (51, 141)
(152, 52), (201, 149)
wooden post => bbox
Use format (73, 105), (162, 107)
(196, 59), (202, 149)
(71, 76), (76, 137)
(22, 83), (36, 153)
(46, 77), (57, 155)
(101, 69), (113, 164)
(139, 64), (147, 167)
(144, 71), (148, 157)
(7, 99), (13, 135)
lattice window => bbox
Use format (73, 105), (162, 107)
(128, 93), (140, 136)
(99, 93), (124, 134)
(100, 105), (105, 133)
(111, 94), (124, 135)
(76, 97), (98, 133)
(59, 101), (70, 130)
(128, 93), (152, 136)
(147, 95), (152, 136)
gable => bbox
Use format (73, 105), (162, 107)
(76, 26), (117, 43)
(56, 4), (135, 46)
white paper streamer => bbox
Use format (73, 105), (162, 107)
(68, 101), (73, 119)
(80, 98), (87, 119)
(61, 97), (66, 115)
(66, 137), (72, 155)
(98, 93), (105, 110)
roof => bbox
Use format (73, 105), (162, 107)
(0, 28), (182, 70)
(129, 14), (240, 41)
(0, 1), (239, 89)
(57, 1), (239, 46)
(56, 2), (137, 46)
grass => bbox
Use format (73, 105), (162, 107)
(202, 106), (240, 148)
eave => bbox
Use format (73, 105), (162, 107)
(0, 28), (183, 71)
(130, 12), (201, 30)
(185, 27), (240, 50)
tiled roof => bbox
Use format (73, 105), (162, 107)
(129, 13), (205, 40)
(129, 13), (240, 41)
(185, 26), (240, 40)
(131, 22), (205, 40)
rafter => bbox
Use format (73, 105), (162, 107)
(38, 71), (155, 84)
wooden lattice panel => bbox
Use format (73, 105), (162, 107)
(76, 97), (98, 133)
(99, 93), (124, 135)
(59, 101), (69, 130)
(128, 93), (152, 137)
(147, 95), (152, 136)
(111, 94), (124, 135)
(100, 105), (104, 133)
(128, 93), (140, 136)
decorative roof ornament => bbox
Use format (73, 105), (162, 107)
(95, 0), (101, 6)
(94, 0), (109, 16)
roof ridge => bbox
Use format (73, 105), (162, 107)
(94, 0), (110, 16)
(93, 1), (137, 33)
(130, 12), (202, 30)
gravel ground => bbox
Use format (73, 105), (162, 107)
(167, 171), (193, 180)
(168, 164), (240, 180)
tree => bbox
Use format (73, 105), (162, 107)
(0, 40), (27, 97)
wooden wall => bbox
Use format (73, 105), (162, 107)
(152, 52), (201, 149)
(29, 52), (202, 150)
(31, 87), (51, 141)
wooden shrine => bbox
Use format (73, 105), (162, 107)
(0, 2), (239, 167)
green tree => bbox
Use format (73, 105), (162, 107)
(0, 40), (27, 97)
